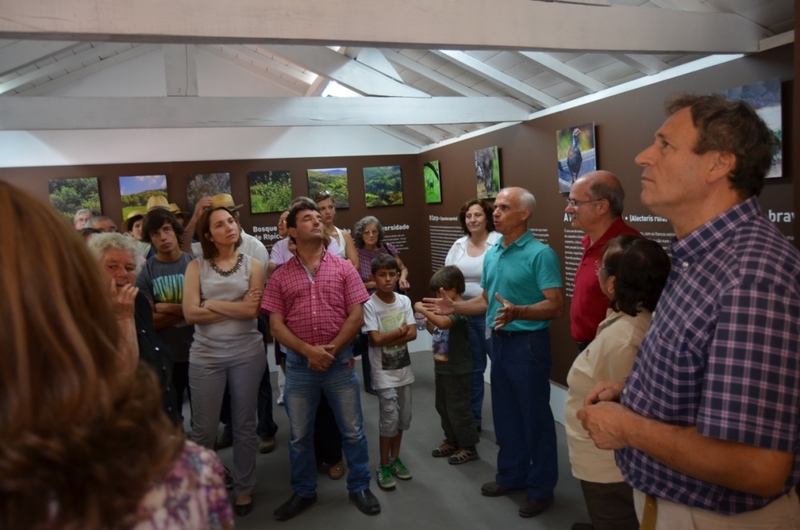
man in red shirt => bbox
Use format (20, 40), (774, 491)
(566, 171), (641, 352)
(262, 199), (379, 521)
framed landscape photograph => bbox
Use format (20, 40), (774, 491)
(248, 170), (292, 214)
(475, 146), (500, 199)
(186, 173), (231, 212)
(48, 177), (101, 221)
(307, 168), (349, 208)
(119, 175), (167, 219)
(719, 77), (782, 179)
(423, 161), (442, 204)
(364, 165), (403, 207)
(557, 122), (596, 193)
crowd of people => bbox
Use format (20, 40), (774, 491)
(2, 94), (799, 530)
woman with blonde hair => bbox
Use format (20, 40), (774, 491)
(0, 181), (232, 529)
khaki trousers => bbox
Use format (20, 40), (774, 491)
(634, 488), (800, 530)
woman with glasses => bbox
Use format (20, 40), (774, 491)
(444, 198), (500, 432)
(564, 235), (669, 530)
(352, 216), (410, 394)
(313, 190), (359, 269)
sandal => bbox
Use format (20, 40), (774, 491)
(431, 439), (457, 457)
(448, 447), (479, 465)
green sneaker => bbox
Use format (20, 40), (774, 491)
(390, 457), (412, 480)
(376, 464), (396, 490)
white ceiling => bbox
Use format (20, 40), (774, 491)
(0, 0), (794, 150)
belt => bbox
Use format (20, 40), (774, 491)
(492, 328), (540, 338)
(640, 493), (658, 530)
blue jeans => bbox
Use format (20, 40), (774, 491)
(467, 315), (489, 426)
(490, 329), (558, 499)
(284, 344), (371, 498)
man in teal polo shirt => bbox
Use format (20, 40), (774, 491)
(424, 187), (564, 518)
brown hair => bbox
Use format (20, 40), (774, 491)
(199, 206), (242, 259)
(458, 199), (495, 235)
(0, 181), (183, 529)
(666, 94), (777, 199)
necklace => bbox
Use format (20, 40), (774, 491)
(209, 253), (244, 277)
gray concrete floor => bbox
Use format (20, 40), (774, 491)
(205, 350), (590, 529)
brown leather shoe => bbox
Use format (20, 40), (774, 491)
(480, 481), (525, 497)
(519, 497), (553, 518)
(328, 460), (345, 480)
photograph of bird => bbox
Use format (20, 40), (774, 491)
(566, 127), (583, 184)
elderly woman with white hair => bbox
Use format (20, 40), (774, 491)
(87, 232), (179, 423)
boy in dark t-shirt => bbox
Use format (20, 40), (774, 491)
(414, 266), (479, 465)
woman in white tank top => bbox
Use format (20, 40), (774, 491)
(314, 190), (359, 268)
(444, 199), (500, 432)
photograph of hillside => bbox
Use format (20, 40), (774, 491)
(119, 175), (167, 219)
(364, 165), (403, 208)
(307, 168), (349, 208)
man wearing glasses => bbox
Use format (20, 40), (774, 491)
(565, 171), (640, 352)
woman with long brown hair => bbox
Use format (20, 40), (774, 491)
(183, 206), (266, 517)
(0, 181), (232, 529)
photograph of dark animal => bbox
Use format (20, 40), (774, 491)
(557, 123), (596, 193)
(475, 146), (500, 199)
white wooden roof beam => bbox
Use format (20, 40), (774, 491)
(0, 40), (80, 76)
(517, 51), (607, 93)
(163, 44), (198, 96)
(434, 50), (561, 108)
(370, 125), (428, 148)
(218, 44), (317, 85)
(611, 53), (671, 75)
(263, 44), (428, 98)
(379, 48), (485, 98)
(0, 96), (531, 129)
(197, 45), (310, 92)
(0, 0), (767, 54)
(14, 43), (159, 95)
(0, 42), (137, 95)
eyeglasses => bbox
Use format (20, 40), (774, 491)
(594, 260), (609, 275)
(278, 219), (287, 224)
(566, 198), (604, 208)
(363, 229), (379, 236)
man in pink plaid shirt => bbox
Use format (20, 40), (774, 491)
(262, 199), (379, 521)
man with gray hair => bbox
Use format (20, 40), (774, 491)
(85, 215), (117, 233)
(424, 187), (564, 518)
(73, 208), (93, 230)
(565, 170), (640, 352)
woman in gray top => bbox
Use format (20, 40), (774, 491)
(183, 206), (265, 517)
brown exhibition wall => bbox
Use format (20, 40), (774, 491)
(420, 44), (794, 384)
(1, 44), (793, 386)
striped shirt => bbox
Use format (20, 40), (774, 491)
(617, 197), (800, 514)
(262, 250), (369, 346)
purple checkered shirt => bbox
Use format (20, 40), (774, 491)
(617, 197), (800, 515)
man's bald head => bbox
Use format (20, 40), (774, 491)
(575, 170), (625, 217)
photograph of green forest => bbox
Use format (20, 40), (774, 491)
(249, 170), (291, 213)
(307, 168), (349, 208)
(364, 165), (403, 208)
(119, 175), (167, 219)
(48, 177), (101, 220)
(423, 161), (441, 204)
